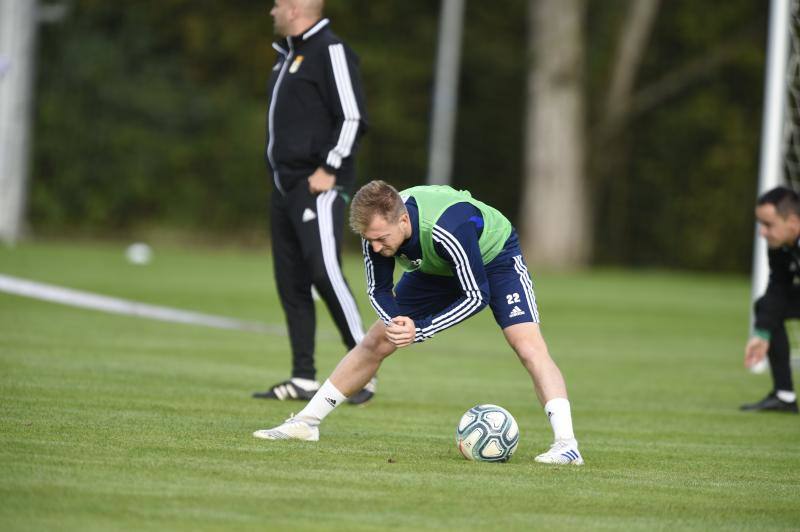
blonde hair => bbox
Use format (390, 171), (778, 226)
(350, 180), (406, 234)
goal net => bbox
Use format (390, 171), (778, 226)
(783, 1), (800, 369)
(784, 1), (800, 189)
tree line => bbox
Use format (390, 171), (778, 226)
(30, 0), (767, 271)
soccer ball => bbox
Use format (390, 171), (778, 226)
(456, 404), (519, 462)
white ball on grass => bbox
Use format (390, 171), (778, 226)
(456, 404), (519, 462)
(125, 243), (153, 265)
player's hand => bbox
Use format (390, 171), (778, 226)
(744, 336), (769, 369)
(308, 167), (336, 194)
(386, 316), (415, 348)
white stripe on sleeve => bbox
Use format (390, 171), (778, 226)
(326, 43), (361, 169)
(362, 238), (393, 324)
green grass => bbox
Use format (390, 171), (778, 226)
(1, 240), (799, 531)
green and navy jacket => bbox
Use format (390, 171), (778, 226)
(363, 185), (512, 342)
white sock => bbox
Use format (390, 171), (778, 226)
(776, 390), (797, 403)
(295, 379), (346, 426)
(544, 397), (575, 442)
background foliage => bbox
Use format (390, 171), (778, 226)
(31, 0), (768, 270)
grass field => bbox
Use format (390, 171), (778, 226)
(1, 240), (799, 531)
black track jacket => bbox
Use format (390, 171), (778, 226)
(755, 243), (800, 333)
(265, 18), (368, 195)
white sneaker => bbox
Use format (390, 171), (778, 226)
(252, 416), (319, 441)
(535, 439), (584, 465)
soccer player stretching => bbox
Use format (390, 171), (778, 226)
(254, 181), (583, 465)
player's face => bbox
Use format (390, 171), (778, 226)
(756, 203), (800, 248)
(270, 0), (295, 37)
(362, 213), (411, 257)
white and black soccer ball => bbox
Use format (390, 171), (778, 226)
(456, 404), (519, 462)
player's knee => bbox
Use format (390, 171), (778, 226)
(360, 323), (396, 359)
(359, 332), (379, 352)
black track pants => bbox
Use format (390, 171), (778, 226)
(755, 293), (800, 392)
(270, 186), (365, 380)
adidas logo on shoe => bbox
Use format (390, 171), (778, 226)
(252, 379), (319, 401)
(535, 439), (584, 465)
(509, 305), (525, 318)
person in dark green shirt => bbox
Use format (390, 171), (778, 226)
(741, 186), (800, 413)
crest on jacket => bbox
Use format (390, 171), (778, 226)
(289, 55), (304, 74)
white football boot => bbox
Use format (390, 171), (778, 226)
(534, 439), (584, 465)
(253, 415), (319, 441)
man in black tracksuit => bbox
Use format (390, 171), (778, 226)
(742, 186), (800, 413)
(253, 0), (375, 404)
